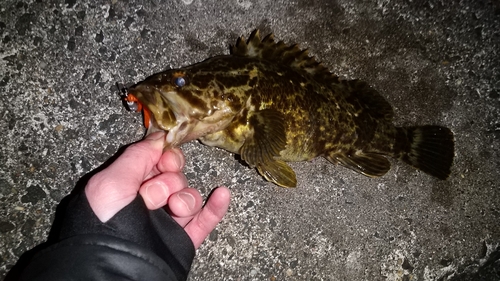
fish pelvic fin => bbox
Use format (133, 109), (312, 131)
(396, 126), (455, 180)
(257, 160), (297, 188)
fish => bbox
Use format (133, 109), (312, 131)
(124, 30), (454, 187)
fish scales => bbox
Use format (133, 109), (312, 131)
(125, 30), (455, 187)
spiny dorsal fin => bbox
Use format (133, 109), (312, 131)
(231, 29), (338, 83)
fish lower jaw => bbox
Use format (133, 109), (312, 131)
(164, 120), (192, 148)
(166, 130), (176, 146)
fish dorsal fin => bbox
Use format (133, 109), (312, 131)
(231, 30), (394, 121)
(231, 29), (337, 83)
(342, 79), (394, 121)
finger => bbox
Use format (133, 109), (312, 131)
(157, 148), (185, 173)
(85, 132), (165, 222)
(139, 172), (188, 209)
(147, 148), (185, 179)
(167, 188), (204, 227)
(183, 187), (231, 249)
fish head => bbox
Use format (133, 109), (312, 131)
(125, 69), (239, 148)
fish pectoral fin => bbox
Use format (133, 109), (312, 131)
(330, 151), (391, 177)
(239, 109), (293, 187)
(257, 160), (297, 188)
(240, 109), (287, 166)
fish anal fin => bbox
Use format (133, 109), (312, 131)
(328, 151), (391, 177)
(257, 160), (297, 188)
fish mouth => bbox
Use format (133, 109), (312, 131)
(124, 93), (141, 113)
(125, 93), (153, 130)
(125, 86), (197, 148)
(125, 86), (180, 143)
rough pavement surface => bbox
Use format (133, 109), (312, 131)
(1, 0), (499, 280)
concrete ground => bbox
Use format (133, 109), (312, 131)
(1, 0), (499, 280)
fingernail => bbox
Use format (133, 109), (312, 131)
(177, 191), (195, 211)
(171, 150), (183, 170)
(146, 182), (168, 208)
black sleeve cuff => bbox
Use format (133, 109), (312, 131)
(21, 191), (195, 281)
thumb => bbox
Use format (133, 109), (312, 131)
(85, 132), (165, 222)
(107, 131), (166, 186)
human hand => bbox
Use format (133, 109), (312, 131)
(84, 131), (230, 249)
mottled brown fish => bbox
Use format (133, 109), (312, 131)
(124, 30), (454, 187)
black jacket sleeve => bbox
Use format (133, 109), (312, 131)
(19, 191), (195, 281)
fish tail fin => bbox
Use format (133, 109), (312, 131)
(396, 126), (454, 180)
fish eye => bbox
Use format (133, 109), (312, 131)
(174, 76), (186, 87)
